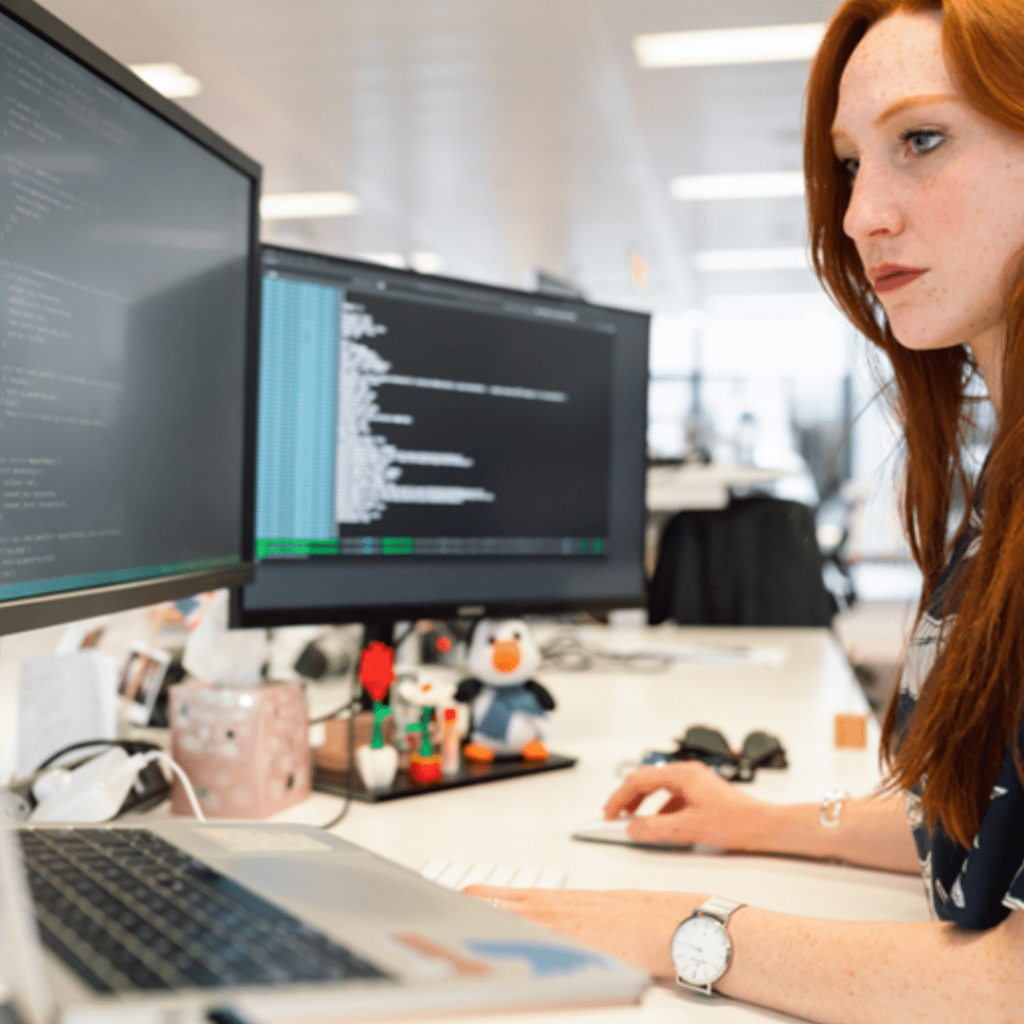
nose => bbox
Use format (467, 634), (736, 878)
(842, 159), (904, 244)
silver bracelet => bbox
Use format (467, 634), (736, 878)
(819, 789), (850, 828)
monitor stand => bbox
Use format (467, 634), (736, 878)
(311, 618), (577, 802)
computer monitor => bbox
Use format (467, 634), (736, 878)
(233, 245), (649, 631)
(0, 0), (261, 636)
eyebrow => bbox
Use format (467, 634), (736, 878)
(831, 93), (958, 143)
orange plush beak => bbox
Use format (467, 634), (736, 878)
(491, 638), (521, 674)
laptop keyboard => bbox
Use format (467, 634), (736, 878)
(17, 827), (393, 995)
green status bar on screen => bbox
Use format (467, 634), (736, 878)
(255, 539), (340, 558)
(256, 536), (607, 559)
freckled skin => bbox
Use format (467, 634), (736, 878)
(833, 12), (1024, 414)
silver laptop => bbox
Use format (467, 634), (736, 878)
(0, 820), (648, 1024)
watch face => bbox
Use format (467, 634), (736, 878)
(671, 915), (730, 986)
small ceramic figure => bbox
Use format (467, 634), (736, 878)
(395, 670), (458, 783)
(405, 707), (442, 783)
(355, 703), (398, 790)
(456, 618), (555, 762)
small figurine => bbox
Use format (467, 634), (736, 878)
(395, 670), (458, 784)
(456, 618), (555, 763)
(405, 707), (442, 784)
(440, 707), (460, 777)
(355, 702), (398, 790)
(353, 641), (398, 791)
(394, 669), (458, 716)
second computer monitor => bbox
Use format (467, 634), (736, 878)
(234, 246), (649, 627)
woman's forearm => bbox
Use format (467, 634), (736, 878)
(736, 794), (920, 873)
(470, 884), (1024, 1024)
(718, 905), (1024, 1024)
(608, 764), (918, 872)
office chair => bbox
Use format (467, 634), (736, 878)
(647, 496), (836, 627)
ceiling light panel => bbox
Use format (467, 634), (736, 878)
(129, 63), (201, 98)
(260, 192), (360, 220)
(634, 23), (826, 69)
(671, 171), (804, 201)
(412, 252), (444, 274)
(358, 253), (406, 269)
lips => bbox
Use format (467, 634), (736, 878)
(870, 263), (928, 294)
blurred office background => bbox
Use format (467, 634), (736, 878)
(37, 0), (982, 689)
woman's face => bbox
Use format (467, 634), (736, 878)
(832, 11), (1024, 385)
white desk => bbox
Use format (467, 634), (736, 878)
(0, 620), (929, 1022)
(646, 465), (787, 511)
(272, 625), (930, 1024)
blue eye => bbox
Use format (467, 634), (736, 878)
(841, 157), (860, 181)
(902, 128), (944, 155)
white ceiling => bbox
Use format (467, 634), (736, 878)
(37, 0), (840, 314)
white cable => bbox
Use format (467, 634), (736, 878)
(141, 751), (206, 822)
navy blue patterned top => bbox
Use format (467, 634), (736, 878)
(896, 505), (1024, 929)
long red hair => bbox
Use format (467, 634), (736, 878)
(805, 0), (1024, 848)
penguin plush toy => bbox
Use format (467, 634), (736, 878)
(455, 618), (555, 762)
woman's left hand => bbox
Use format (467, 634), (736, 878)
(462, 885), (705, 978)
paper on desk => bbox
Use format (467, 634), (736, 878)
(16, 651), (118, 778)
(616, 643), (787, 667)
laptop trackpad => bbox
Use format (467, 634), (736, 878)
(224, 853), (454, 922)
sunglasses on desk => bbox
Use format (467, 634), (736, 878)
(639, 726), (787, 782)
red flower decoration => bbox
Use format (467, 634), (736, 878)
(359, 642), (394, 703)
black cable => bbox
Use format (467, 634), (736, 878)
(317, 795), (351, 830)
(207, 1008), (257, 1024)
(33, 738), (161, 774)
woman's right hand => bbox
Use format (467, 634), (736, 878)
(604, 761), (773, 850)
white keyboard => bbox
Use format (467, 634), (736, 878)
(420, 858), (567, 891)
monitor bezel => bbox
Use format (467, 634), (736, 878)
(0, 0), (261, 635)
(232, 245), (650, 630)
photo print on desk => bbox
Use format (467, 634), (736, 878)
(118, 643), (172, 727)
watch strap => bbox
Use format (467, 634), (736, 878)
(695, 895), (745, 924)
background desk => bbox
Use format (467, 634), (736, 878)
(274, 625), (930, 1024)
(646, 465), (788, 512)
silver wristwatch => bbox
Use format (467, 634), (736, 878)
(670, 896), (745, 995)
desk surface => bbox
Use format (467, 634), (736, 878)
(271, 625), (929, 1024)
(0, 620), (928, 1023)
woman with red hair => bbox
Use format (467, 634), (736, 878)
(469, 2), (1024, 1018)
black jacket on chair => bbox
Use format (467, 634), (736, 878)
(648, 496), (835, 627)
